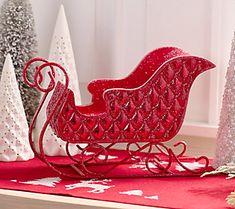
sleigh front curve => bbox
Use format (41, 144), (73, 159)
(23, 47), (215, 179)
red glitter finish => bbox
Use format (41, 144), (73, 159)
(23, 47), (215, 179)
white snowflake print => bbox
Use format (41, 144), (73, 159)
(84, 152), (118, 160)
(98, 155), (118, 160)
(18, 177), (61, 187)
(65, 179), (114, 193)
(144, 195), (159, 200)
(119, 190), (143, 196)
(175, 162), (205, 172)
(129, 161), (167, 171)
(119, 189), (159, 200)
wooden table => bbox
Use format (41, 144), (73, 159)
(0, 189), (164, 209)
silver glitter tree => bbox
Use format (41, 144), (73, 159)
(0, 0), (39, 124)
(213, 32), (235, 168)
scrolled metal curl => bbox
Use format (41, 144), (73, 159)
(23, 57), (69, 93)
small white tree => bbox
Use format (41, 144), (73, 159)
(0, 54), (34, 161)
(213, 32), (235, 168)
(0, 0), (40, 124)
(34, 5), (81, 156)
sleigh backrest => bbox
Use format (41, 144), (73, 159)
(87, 47), (188, 108)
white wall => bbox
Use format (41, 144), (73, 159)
(29, 1), (212, 78)
(1, 0), (235, 137)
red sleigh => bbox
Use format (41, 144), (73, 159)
(23, 47), (215, 179)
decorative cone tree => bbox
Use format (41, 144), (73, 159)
(49, 5), (81, 103)
(0, 54), (34, 161)
(34, 5), (81, 156)
(213, 32), (235, 168)
(0, 0), (40, 124)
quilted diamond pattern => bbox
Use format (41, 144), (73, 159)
(47, 52), (215, 144)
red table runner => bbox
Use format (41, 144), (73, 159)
(0, 154), (233, 209)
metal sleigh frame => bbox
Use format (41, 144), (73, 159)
(23, 47), (215, 179)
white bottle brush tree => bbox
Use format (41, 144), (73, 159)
(0, 54), (34, 161)
(0, 0), (40, 124)
(34, 5), (82, 156)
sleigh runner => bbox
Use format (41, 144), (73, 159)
(23, 47), (215, 178)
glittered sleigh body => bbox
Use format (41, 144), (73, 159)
(23, 47), (215, 179)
